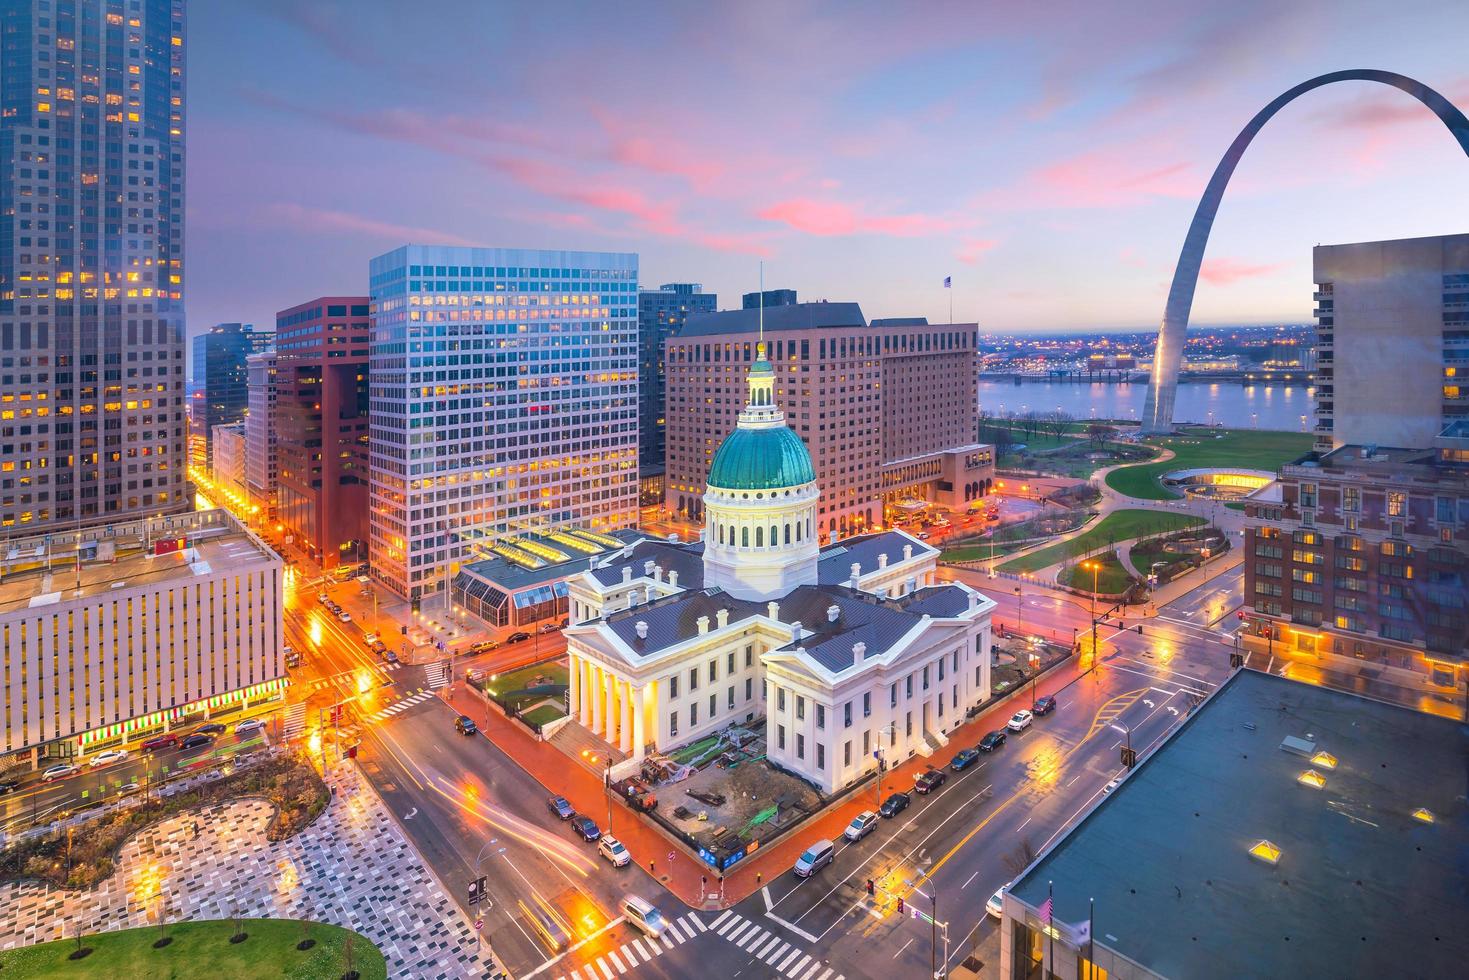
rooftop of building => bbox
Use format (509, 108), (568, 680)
(1283, 444), (1469, 484)
(455, 528), (645, 593)
(1008, 669), (1469, 979)
(677, 302), (867, 337)
(0, 511), (277, 616)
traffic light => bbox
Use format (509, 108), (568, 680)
(866, 878), (875, 896)
(896, 897), (904, 914)
(1135, 624), (1143, 634)
(1121, 747), (1138, 769)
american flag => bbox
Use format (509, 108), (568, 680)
(943, 276), (952, 288)
(1038, 896), (1053, 923)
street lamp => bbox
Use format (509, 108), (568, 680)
(1082, 560), (1101, 669)
(1109, 722), (1133, 769)
(1013, 585), (1023, 639)
(902, 872), (948, 979)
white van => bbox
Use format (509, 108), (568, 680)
(621, 895), (669, 939)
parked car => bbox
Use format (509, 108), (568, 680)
(843, 810), (879, 842)
(950, 747), (981, 772)
(192, 723), (227, 736)
(370, 640), (388, 656)
(470, 639), (501, 654)
(179, 733), (214, 750)
(454, 715), (478, 736)
(42, 763), (80, 782)
(141, 734), (178, 752)
(0, 780), (19, 794)
(1033, 695), (1058, 716)
(285, 651), (303, 669)
(914, 768), (947, 794)
(338, 611), (352, 622)
(317, 592), (329, 604)
(507, 631), (532, 644)
(235, 718), (267, 736)
(547, 795), (575, 820)
(88, 749), (130, 768)
(1103, 776), (1123, 796)
(879, 792), (911, 818)
(793, 839), (834, 877)
(538, 622), (560, 634)
(363, 632), (379, 646)
(384, 649), (400, 665)
(917, 531), (931, 539)
(118, 781), (141, 794)
(621, 895), (669, 939)
(570, 815), (601, 842)
(598, 835), (631, 867)
(986, 885), (1008, 918)
(1007, 709), (1034, 732)
(978, 730), (1008, 752)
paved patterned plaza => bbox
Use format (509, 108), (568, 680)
(0, 760), (502, 979)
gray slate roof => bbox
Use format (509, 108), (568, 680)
(817, 530), (932, 585)
(677, 302), (866, 337)
(588, 539), (707, 589)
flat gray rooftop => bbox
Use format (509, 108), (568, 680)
(1010, 669), (1469, 979)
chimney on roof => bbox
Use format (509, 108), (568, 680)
(796, 645), (807, 657)
(768, 601), (780, 620)
(716, 608), (729, 628)
(878, 553), (889, 569)
(791, 620), (803, 640)
(644, 560), (656, 576)
(850, 561), (861, 582)
(653, 565), (663, 583)
(827, 604), (841, 623)
(668, 570), (679, 588)
(635, 621), (649, 640)
(622, 566), (632, 583)
(697, 615), (710, 635)
(969, 590), (980, 610)
(853, 641), (867, 662)
(906, 576), (918, 594)
(903, 544), (913, 561)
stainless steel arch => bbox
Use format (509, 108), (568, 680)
(1141, 70), (1469, 434)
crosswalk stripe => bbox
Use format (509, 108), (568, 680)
(785, 955), (811, 978)
(660, 932), (675, 950)
(645, 936), (663, 957)
(669, 925), (687, 945)
(726, 921), (751, 942)
(709, 910), (732, 930)
(778, 950), (805, 973)
(799, 962), (823, 980)
(679, 917), (699, 940)
(630, 939), (650, 962)
(758, 937), (785, 959)
(739, 927), (767, 950)
(607, 950), (627, 973)
(692, 915), (707, 932)
(816, 968), (836, 980)
(716, 914), (741, 937)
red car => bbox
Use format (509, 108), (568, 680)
(141, 734), (178, 752)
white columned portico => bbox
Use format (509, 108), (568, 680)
(568, 653), (581, 722)
(620, 679), (634, 753)
(590, 663), (604, 734)
(632, 686), (647, 759)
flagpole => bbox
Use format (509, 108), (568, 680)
(1088, 896), (1095, 980)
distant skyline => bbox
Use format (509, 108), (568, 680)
(190, 0), (1469, 336)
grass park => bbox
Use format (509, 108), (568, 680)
(998, 509), (1204, 574)
(0, 919), (386, 980)
(1104, 428), (1311, 500)
(1057, 552), (1134, 595)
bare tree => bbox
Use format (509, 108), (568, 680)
(976, 406), (992, 443)
(1039, 409), (1073, 441)
(1020, 410), (1040, 441)
(1086, 422), (1116, 448)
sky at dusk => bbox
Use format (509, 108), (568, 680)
(187, 0), (1469, 338)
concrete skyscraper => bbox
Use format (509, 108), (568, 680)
(0, 0), (188, 529)
(367, 246), (640, 600)
(189, 322), (273, 468)
(637, 282), (715, 485)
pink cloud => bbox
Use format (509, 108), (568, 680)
(957, 238), (998, 265)
(757, 198), (955, 237)
(972, 147), (1199, 212)
(1198, 257), (1283, 285)
(266, 203), (480, 246)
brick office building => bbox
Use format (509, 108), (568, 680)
(664, 303), (993, 542)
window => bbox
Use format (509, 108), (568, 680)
(708, 660), (717, 682)
(1344, 486), (1360, 512)
(1387, 491), (1405, 517)
(975, 665), (982, 686)
(863, 731), (870, 757)
(727, 652), (735, 674)
(890, 683), (898, 708)
(669, 711), (678, 738)
(844, 702), (853, 727)
(689, 668), (699, 691)
(796, 733), (805, 759)
(938, 658), (945, 682)
(1300, 483), (1317, 509)
(778, 724), (786, 750)
(906, 675), (913, 698)
(953, 650), (960, 672)
(905, 712), (913, 736)
(745, 645), (753, 668)
(690, 702), (699, 725)
(817, 744), (826, 770)
(745, 678), (753, 701)
(777, 687), (786, 711)
(844, 741), (851, 766)
(816, 705), (826, 729)
(796, 696), (805, 720)
(669, 675), (679, 699)
(863, 692), (871, 717)
(922, 666), (930, 691)
(710, 693), (717, 718)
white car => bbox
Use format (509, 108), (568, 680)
(317, 592), (329, 603)
(87, 749), (129, 768)
(1007, 709), (1034, 732)
(338, 611), (352, 622)
(235, 718), (267, 736)
(986, 885), (1007, 918)
(597, 835), (631, 867)
(1103, 776), (1122, 796)
(363, 632), (379, 646)
(42, 763), (80, 782)
(844, 810), (879, 842)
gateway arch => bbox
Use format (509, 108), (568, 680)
(1141, 69), (1469, 435)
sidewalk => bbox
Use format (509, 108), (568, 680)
(444, 651), (1088, 911)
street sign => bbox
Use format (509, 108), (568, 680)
(667, 851), (674, 863)
(474, 919), (483, 932)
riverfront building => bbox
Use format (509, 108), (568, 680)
(367, 246), (640, 600)
(564, 347), (995, 797)
(664, 303), (992, 541)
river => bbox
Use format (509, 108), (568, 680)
(978, 380), (1314, 432)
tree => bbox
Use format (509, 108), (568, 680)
(1086, 422), (1115, 448)
(1039, 409), (1073, 441)
(990, 425), (1014, 453)
(976, 406), (991, 443)
(1020, 411), (1040, 441)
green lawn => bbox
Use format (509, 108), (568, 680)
(940, 540), (1031, 563)
(1057, 553), (1133, 595)
(1129, 544), (1196, 580)
(481, 659), (568, 697)
(998, 509), (1205, 574)
(0, 919), (386, 980)
(520, 703), (567, 728)
(1104, 428), (1311, 500)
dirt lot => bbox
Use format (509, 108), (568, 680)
(659, 740), (823, 853)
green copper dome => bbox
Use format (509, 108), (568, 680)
(708, 425), (816, 491)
